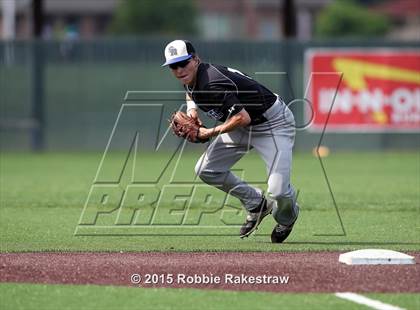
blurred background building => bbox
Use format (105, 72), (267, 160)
(3, 0), (418, 41)
(0, 0), (419, 152)
(1, 0), (118, 39)
(371, 0), (420, 40)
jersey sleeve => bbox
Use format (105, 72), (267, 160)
(204, 83), (244, 118)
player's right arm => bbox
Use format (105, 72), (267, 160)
(198, 108), (250, 140)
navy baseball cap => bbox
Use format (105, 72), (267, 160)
(162, 40), (196, 67)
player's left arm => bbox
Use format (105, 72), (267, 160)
(186, 93), (203, 126)
(198, 108), (250, 139)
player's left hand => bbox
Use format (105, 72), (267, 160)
(169, 111), (210, 143)
(187, 109), (203, 126)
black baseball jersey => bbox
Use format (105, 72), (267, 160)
(186, 63), (278, 125)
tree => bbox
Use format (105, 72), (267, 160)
(315, 0), (390, 38)
(110, 0), (197, 35)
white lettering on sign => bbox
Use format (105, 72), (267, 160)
(318, 88), (420, 115)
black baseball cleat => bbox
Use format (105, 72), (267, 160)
(240, 198), (273, 238)
(270, 222), (295, 243)
(271, 203), (299, 243)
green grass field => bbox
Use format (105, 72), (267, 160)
(1, 283), (419, 310)
(0, 151), (419, 309)
(1, 151), (419, 252)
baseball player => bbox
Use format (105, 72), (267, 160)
(164, 40), (299, 243)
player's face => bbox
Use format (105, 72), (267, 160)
(170, 57), (198, 86)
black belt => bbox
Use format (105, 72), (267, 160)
(248, 99), (277, 125)
(250, 116), (268, 126)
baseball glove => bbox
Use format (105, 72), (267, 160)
(169, 111), (209, 143)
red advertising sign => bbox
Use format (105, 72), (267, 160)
(305, 49), (420, 132)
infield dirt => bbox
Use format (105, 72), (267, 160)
(1, 252), (419, 293)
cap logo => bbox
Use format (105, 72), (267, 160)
(168, 46), (178, 56)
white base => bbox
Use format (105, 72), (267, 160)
(339, 249), (415, 265)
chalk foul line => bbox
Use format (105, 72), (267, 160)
(335, 292), (405, 310)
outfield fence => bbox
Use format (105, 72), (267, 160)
(1, 38), (419, 152)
